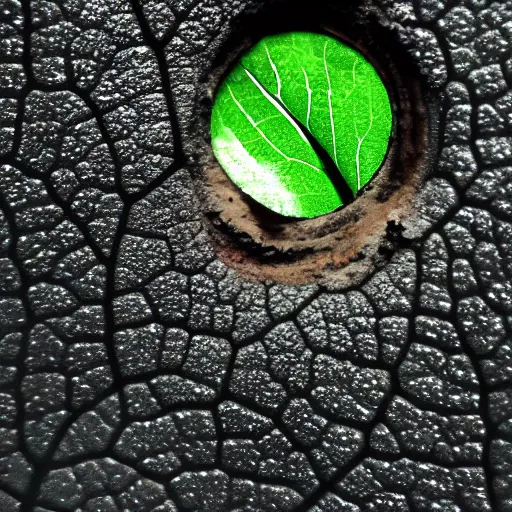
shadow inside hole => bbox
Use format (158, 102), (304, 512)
(193, 0), (436, 287)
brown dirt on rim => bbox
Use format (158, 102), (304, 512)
(192, 15), (435, 289)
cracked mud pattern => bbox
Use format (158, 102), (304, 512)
(0, 0), (511, 510)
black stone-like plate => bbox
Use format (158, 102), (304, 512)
(0, 0), (511, 510)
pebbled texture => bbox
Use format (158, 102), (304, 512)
(0, 0), (511, 510)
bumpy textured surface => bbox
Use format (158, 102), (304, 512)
(0, 0), (511, 510)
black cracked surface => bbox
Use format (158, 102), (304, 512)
(0, 0), (511, 510)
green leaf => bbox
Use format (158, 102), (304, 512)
(211, 32), (393, 219)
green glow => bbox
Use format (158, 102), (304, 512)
(211, 32), (393, 219)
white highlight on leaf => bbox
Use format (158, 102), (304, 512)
(302, 67), (312, 131)
(323, 41), (338, 168)
(212, 125), (302, 217)
(244, 68), (310, 146)
(227, 85), (323, 173)
(265, 44), (282, 99)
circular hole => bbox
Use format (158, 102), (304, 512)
(210, 31), (394, 220)
(192, 3), (436, 288)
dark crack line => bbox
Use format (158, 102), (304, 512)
(12, 1), (133, 507)
(14, 1), (64, 509)
(443, 231), (500, 511)
(2, 0), (510, 510)
(0, 196), (42, 474)
(1, 158), (109, 267)
(294, 246), (422, 510)
(130, 0), (186, 167)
